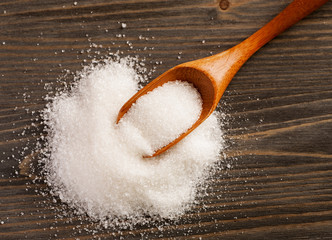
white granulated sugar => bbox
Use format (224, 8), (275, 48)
(121, 22), (127, 29)
(119, 81), (202, 155)
(42, 57), (225, 227)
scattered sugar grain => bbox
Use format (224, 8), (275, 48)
(121, 23), (127, 29)
(42, 57), (225, 227)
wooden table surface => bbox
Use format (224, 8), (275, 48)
(1, 0), (332, 239)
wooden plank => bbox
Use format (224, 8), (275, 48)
(1, 0), (332, 239)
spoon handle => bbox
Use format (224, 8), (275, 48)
(207, 0), (329, 99)
(240, 0), (329, 56)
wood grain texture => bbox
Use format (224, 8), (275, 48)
(1, 0), (332, 239)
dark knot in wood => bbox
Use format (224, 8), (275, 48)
(219, 0), (230, 10)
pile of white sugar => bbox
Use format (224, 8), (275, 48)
(42, 57), (225, 226)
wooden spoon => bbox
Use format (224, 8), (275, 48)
(117, 0), (328, 158)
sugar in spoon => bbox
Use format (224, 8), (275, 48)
(117, 0), (328, 158)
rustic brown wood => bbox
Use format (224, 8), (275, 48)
(117, 0), (329, 158)
(1, 0), (332, 239)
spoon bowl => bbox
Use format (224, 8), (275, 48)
(117, 0), (328, 158)
(117, 64), (218, 157)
